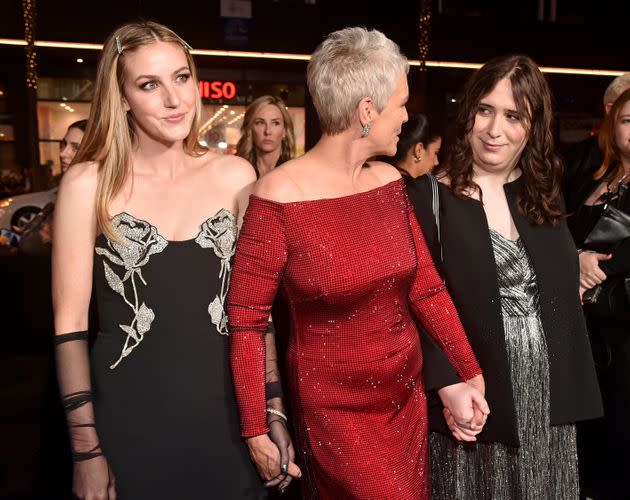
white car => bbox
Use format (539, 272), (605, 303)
(0, 188), (57, 231)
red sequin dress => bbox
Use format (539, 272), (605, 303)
(228, 179), (481, 499)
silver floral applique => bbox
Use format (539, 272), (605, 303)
(95, 213), (168, 368)
(195, 208), (237, 335)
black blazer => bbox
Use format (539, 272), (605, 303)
(406, 175), (603, 447)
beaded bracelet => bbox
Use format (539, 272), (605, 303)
(266, 407), (288, 422)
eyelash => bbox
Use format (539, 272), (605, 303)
(139, 73), (191, 91)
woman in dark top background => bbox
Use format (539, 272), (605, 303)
(568, 87), (630, 500)
(385, 113), (441, 178)
(407, 54), (602, 498)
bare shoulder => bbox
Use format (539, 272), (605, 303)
(252, 161), (302, 203)
(365, 160), (402, 185)
(57, 161), (99, 207)
(208, 154), (256, 184)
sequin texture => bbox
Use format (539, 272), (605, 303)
(430, 230), (578, 499)
(227, 179), (481, 499)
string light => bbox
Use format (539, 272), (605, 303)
(22, 0), (37, 89)
(0, 38), (627, 77)
(418, 1), (431, 72)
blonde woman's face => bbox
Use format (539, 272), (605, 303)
(121, 41), (196, 144)
(251, 103), (286, 155)
(615, 100), (630, 161)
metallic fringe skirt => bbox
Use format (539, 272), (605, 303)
(429, 315), (579, 500)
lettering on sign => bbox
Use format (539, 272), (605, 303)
(199, 81), (237, 100)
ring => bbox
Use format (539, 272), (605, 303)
(281, 464), (288, 474)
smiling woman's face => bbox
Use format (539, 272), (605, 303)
(121, 41), (196, 144)
(470, 77), (529, 174)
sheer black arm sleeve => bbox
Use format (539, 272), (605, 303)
(55, 330), (102, 462)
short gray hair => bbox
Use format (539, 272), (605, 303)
(307, 27), (409, 135)
(603, 73), (630, 107)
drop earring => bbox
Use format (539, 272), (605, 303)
(361, 122), (372, 138)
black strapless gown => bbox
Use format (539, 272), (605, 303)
(91, 210), (263, 499)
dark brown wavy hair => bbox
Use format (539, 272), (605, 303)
(436, 54), (563, 225)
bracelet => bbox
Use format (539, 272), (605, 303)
(266, 407), (288, 422)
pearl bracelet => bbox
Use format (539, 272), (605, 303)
(266, 407), (288, 422)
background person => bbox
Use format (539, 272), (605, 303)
(18, 119), (87, 257)
(236, 95), (296, 177)
(386, 112), (441, 178)
(563, 73), (630, 215)
(568, 87), (630, 500)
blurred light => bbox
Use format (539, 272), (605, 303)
(76, 58), (83, 63)
(230, 110), (235, 115)
(450, 98), (457, 103)
(0, 38), (626, 77)
(59, 103), (65, 107)
(0, 90), (4, 96)
(218, 141), (228, 149)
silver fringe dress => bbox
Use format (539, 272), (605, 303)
(429, 229), (579, 500)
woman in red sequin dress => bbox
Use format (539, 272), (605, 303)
(227, 28), (488, 499)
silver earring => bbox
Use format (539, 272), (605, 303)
(361, 122), (372, 138)
(414, 155), (422, 163)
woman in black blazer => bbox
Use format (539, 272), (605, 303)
(408, 55), (602, 499)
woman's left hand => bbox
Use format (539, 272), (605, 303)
(437, 377), (490, 442)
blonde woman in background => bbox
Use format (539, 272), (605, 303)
(236, 95), (296, 177)
(52, 21), (266, 499)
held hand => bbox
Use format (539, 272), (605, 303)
(72, 456), (116, 500)
(437, 380), (490, 442)
(266, 418), (300, 493)
(246, 434), (301, 491)
(579, 251), (611, 289)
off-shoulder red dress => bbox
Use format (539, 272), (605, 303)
(227, 179), (481, 499)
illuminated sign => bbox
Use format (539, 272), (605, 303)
(199, 80), (237, 100)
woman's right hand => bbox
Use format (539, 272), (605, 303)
(437, 377), (490, 442)
(579, 251), (611, 289)
(246, 434), (301, 490)
(72, 456), (116, 500)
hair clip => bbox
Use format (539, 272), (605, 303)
(115, 35), (123, 55)
(176, 34), (193, 52)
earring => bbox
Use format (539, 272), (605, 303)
(413, 155), (422, 163)
(361, 122), (372, 138)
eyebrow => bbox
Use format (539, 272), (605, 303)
(134, 66), (190, 82)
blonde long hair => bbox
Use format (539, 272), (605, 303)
(73, 21), (206, 240)
(236, 95), (296, 176)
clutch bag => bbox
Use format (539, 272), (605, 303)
(583, 204), (630, 253)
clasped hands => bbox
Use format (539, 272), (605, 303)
(246, 413), (301, 494)
(437, 373), (490, 442)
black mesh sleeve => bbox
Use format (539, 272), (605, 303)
(54, 330), (103, 462)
